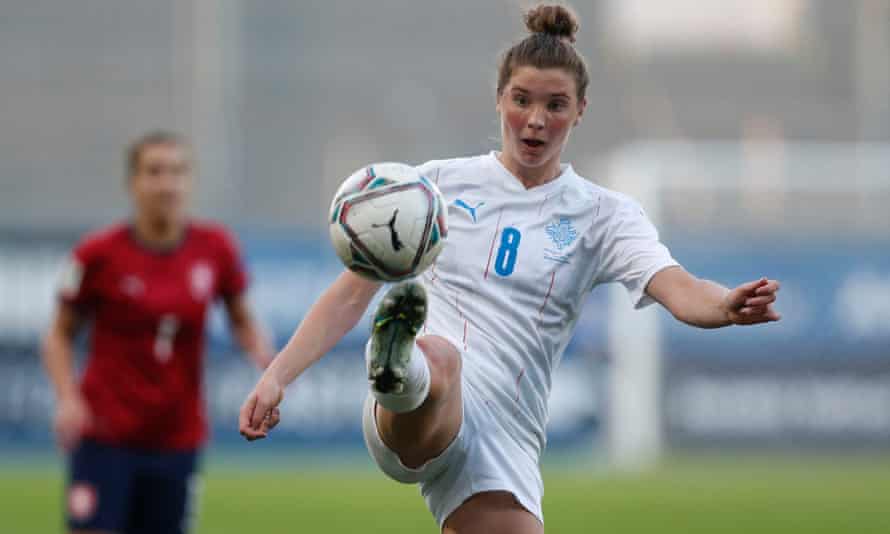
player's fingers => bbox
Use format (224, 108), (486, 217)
(739, 305), (768, 317)
(263, 408), (281, 430)
(239, 394), (260, 434)
(745, 294), (776, 307)
(239, 402), (269, 441)
(755, 280), (780, 296)
(259, 408), (278, 433)
(736, 304), (781, 324)
(249, 395), (272, 430)
(265, 407), (281, 431)
(726, 278), (766, 308)
(740, 278), (768, 294)
(241, 430), (267, 441)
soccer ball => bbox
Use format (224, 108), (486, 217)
(329, 162), (448, 282)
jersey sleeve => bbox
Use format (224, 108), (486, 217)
(57, 237), (101, 311)
(215, 228), (249, 299)
(594, 199), (679, 309)
(415, 159), (448, 185)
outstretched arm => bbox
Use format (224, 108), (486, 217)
(646, 266), (781, 329)
(239, 270), (381, 440)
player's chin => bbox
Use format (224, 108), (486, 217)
(515, 151), (550, 169)
(149, 203), (185, 224)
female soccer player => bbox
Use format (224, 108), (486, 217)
(240, 5), (780, 533)
(42, 131), (276, 534)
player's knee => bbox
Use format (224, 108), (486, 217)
(417, 335), (461, 399)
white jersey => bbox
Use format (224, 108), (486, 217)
(416, 152), (678, 459)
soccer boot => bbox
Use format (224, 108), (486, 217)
(368, 281), (427, 395)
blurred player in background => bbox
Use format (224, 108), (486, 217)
(42, 131), (276, 534)
(240, 4), (780, 534)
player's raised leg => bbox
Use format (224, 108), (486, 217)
(367, 281), (462, 469)
(367, 282), (542, 532)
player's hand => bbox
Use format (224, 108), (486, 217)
(239, 374), (283, 441)
(721, 277), (781, 325)
(54, 393), (92, 451)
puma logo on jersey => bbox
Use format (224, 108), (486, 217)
(372, 209), (403, 251)
(453, 199), (485, 222)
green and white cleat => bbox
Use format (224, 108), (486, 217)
(368, 281), (427, 395)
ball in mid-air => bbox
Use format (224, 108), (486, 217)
(329, 162), (448, 282)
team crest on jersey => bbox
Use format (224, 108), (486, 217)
(120, 274), (145, 297)
(544, 217), (577, 265)
(546, 218), (577, 250)
(190, 262), (214, 300)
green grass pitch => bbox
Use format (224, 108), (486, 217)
(4, 454), (889, 533)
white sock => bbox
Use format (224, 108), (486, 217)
(366, 340), (431, 414)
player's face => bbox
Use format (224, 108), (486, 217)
(497, 66), (586, 181)
(129, 143), (191, 224)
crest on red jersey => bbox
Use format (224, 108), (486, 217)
(190, 261), (214, 300)
(120, 274), (145, 297)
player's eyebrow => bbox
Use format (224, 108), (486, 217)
(510, 85), (570, 99)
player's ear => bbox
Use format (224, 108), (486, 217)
(574, 97), (587, 127)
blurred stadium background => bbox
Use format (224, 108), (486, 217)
(2, 1), (889, 532)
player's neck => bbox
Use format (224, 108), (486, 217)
(132, 216), (187, 250)
(497, 152), (561, 190)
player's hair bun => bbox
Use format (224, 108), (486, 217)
(524, 4), (579, 43)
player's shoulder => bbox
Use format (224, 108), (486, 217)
(565, 170), (646, 219)
(72, 222), (130, 260)
(187, 219), (243, 258)
(416, 154), (489, 184)
(188, 219), (238, 242)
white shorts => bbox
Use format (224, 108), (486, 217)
(361, 380), (544, 528)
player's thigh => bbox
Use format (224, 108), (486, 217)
(127, 450), (200, 534)
(443, 491), (544, 534)
(376, 334), (463, 468)
(67, 439), (135, 533)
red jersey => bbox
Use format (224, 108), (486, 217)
(59, 221), (248, 451)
